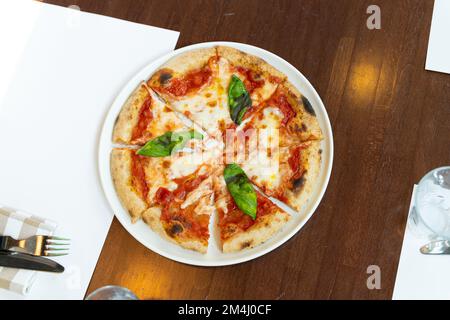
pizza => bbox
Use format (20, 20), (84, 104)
(110, 46), (324, 254)
(213, 166), (290, 253)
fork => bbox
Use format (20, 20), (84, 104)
(0, 235), (70, 257)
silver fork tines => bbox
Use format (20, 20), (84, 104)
(44, 236), (70, 257)
(0, 235), (70, 257)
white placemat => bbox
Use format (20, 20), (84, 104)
(0, 0), (179, 299)
(425, 0), (450, 74)
(393, 185), (450, 300)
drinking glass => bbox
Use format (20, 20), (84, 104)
(408, 166), (450, 240)
(85, 285), (138, 300)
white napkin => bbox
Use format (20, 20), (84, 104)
(0, 205), (57, 295)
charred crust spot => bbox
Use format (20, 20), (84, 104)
(291, 123), (307, 133)
(167, 223), (183, 238)
(301, 123), (307, 132)
(159, 72), (172, 85)
(240, 240), (253, 249)
(224, 224), (238, 236)
(293, 174), (306, 191)
(319, 149), (323, 154)
(301, 95), (316, 116)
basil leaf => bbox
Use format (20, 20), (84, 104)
(137, 130), (203, 157)
(228, 75), (252, 125)
(224, 163), (257, 219)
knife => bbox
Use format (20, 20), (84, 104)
(0, 250), (64, 273)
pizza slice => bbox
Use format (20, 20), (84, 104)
(147, 48), (233, 138)
(213, 164), (290, 253)
(113, 82), (188, 145)
(240, 81), (323, 146)
(215, 46), (286, 125)
(241, 140), (322, 213)
(142, 165), (215, 254)
(111, 141), (220, 253)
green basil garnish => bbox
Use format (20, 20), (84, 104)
(137, 130), (203, 157)
(224, 163), (257, 219)
(228, 75), (252, 125)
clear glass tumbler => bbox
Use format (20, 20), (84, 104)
(409, 166), (450, 240)
(85, 285), (139, 300)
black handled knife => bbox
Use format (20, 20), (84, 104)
(0, 250), (64, 273)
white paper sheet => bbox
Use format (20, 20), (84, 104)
(425, 0), (450, 74)
(393, 186), (450, 300)
(0, 0), (179, 299)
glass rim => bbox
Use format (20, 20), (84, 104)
(85, 285), (138, 300)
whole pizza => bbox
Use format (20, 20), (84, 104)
(111, 46), (323, 254)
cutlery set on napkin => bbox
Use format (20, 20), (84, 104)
(0, 206), (67, 294)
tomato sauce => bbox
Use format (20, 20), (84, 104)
(268, 93), (296, 126)
(236, 66), (264, 93)
(269, 75), (283, 84)
(154, 172), (210, 239)
(154, 187), (173, 205)
(288, 146), (305, 180)
(172, 174), (208, 199)
(130, 153), (149, 202)
(162, 67), (212, 96)
(218, 193), (275, 238)
(131, 96), (153, 143)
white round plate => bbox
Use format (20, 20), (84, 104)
(98, 41), (334, 266)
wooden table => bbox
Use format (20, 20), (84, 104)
(45, 0), (450, 299)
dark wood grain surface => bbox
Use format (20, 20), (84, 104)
(44, 0), (450, 299)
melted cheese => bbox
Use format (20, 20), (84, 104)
(250, 80), (278, 106)
(168, 146), (221, 180)
(169, 84), (230, 137)
(168, 153), (203, 179)
(148, 90), (185, 136)
(194, 193), (215, 216)
(144, 158), (177, 204)
(259, 107), (283, 129)
(239, 117), (281, 190)
(241, 150), (281, 190)
(181, 178), (213, 210)
(213, 175), (229, 214)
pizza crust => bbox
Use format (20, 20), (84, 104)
(110, 149), (148, 223)
(282, 80), (323, 142)
(284, 141), (322, 213)
(142, 206), (208, 254)
(112, 83), (150, 145)
(222, 210), (290, 253)
(148, 47), (217, 87)
(216, 46), (287, 81)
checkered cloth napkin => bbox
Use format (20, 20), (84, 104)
(0, 205), (57, 295)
